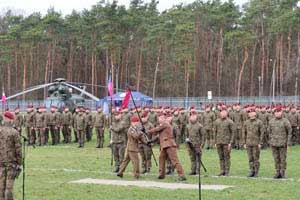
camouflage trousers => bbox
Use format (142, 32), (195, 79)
(0, 164), (17, 200)
(139, 144), (152, 172)
(49, 125), (59, 145)
(180, 125), (186, 144)
(291, 127), (299, 145)
(78, 129), (85, 147)
(271, 146), (287, 170)
(216, 144), (231, 173)
(204, 128), (214, 148)
(26, 127), (36, 146)
(112, 143), (126, 169)
(175, 130), (181, 148)
(73, 127), (78, 143)
(62, 125), (71, 143)
(187, 143), (202, 174)
(262, 129), (269, 148)
(118, 151), (140, 178)
(86, 125), (93, 142)
(95, 127), (104, 148)
(246, 146), (260, 172)
(234, 129), (243, 148)
(159, 147), (185, 177)
(35, 128), (46, 146)
(44, 127), (50, 144)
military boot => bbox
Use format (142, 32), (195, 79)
(142, 169), (148, 174)
(273, 170), (281, 179)
(114, 167), (120, 173)
(280, 170), (287, 179)
(188, 172), (196, 176)
(178, 176), (187, 181)
(247, 171), (255, 178)
(218, 171), (225, 176)
(117, 173), (123, 178)
(224, 171), (230, 177)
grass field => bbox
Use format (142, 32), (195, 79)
(14, 131), (300, 200)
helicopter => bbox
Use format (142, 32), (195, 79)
(6, 78), (100, 111)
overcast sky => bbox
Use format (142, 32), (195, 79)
(1, 0), (247, 16)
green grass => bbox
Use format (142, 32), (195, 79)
(14, 130), (300, 200)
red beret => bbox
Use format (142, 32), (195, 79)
(141, 112), (148, 118)
(4, 111), (14, 120)
(14, 107), (20, 111)
(274, 107), (282, 112)
(131, 116), (139, 123)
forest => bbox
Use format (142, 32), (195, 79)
(0, 0), (300, 99)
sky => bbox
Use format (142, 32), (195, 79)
(0, 0), (248, 16)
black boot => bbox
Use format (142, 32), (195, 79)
(188, 172), (196, 176)
(178, 176), (187, 181)
(280, 170), (287, 179)
(273, 170), (281, 179)
(218, 171), (225, 176)
(247, 171), (255, 178)
(114, 167), (119, 173)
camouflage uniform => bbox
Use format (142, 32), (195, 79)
(287, 111), (300, 145)
(139, 121), (154, 173)
(75, 112), (86, 148)
(13, 113), (23, 135)
(172, 114), (181, 147)
(148, 111), (158, 127)
(48, 111), (59, 145)
(85, 111), (94, 142)
(61, 111), (72, 143)
(186, 120), (204, 174)
(242, 118), (265, 177)
(94, 111), (105, 148)
(111, 118), (126, 172)
(24, 111), (35, 145)
(232, 110), (246, 149)
(121, 111), (131, 143)
(257, 111), (270, 148)
(54, 111), (62, 143)
(72, 112), (79, 143)
(34, 112), (46, 146)
(202, 111), (215, 149)
(214, 117), (235, 176)
(179, 112), (188, 143)
(269, 117), (292, 178)
(0, 123), (22, 200)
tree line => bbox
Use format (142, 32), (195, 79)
(0, 0), (300, 100)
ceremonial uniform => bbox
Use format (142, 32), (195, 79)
(111, 118), (126, 172)
(61, 110), (73, 143)
(94, 111), (106, 148)
(202, 111), (215, 149)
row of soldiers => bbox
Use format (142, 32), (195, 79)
(9, 105), (106, 148)
(110, 104), (295, 180)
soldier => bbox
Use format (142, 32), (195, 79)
(24, 106), (35, 146)
(148, 114), (186, 181)
(121, 108), (131, 144)
(117, 116), (148, 179)
(242, 109), (265, 177)
(186, 111), (204, 175)
(54, 107), (62, 143)
(72, 108), (79, 143)
(179, 108), (188, 144)
(148, 107), (158, 127)
(214, 110), (235, 176)
(110, 112), (126, 173)
(75, 108), (86, 148)
(42, 107), (50, 144)
(94, 107), (105, 148)
(165, 114), (176, 175)
(13, 107), (23, 135)
(0, 111), (22, 200)
(48, 106), (59, 145)
(172, 110), (181, 148)
(85, 108), (94, 142)
(232, 104), (246, 150)
(139, 112), (154, 173)
(269, 108), (292, 179)
(34, 107), (46, 146)
(202, 105), (215, 150)
(257, 106), (270, 149)
(287, 107), (300, 145)
(61, 107), (72, 143)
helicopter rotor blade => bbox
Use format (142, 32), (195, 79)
(62, 82), (100, 101)
(6, 82), (56, 100)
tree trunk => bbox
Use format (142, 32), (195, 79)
(22, 50), (27, 101)
(237, 48), (249, 101)
(217, 26), (224, 97)
(152, 46), (162, 99)
(136, 41), (143, 92)
(250, 40), (258, 97)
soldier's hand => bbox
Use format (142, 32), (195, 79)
(214, 144), (217, 148)
(109, 140), (113, 144)
(243, 144), (247, 149)
(258, 144), (261, 149)
(141, 127), (146, 133)
(297, 127), (300, 130)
